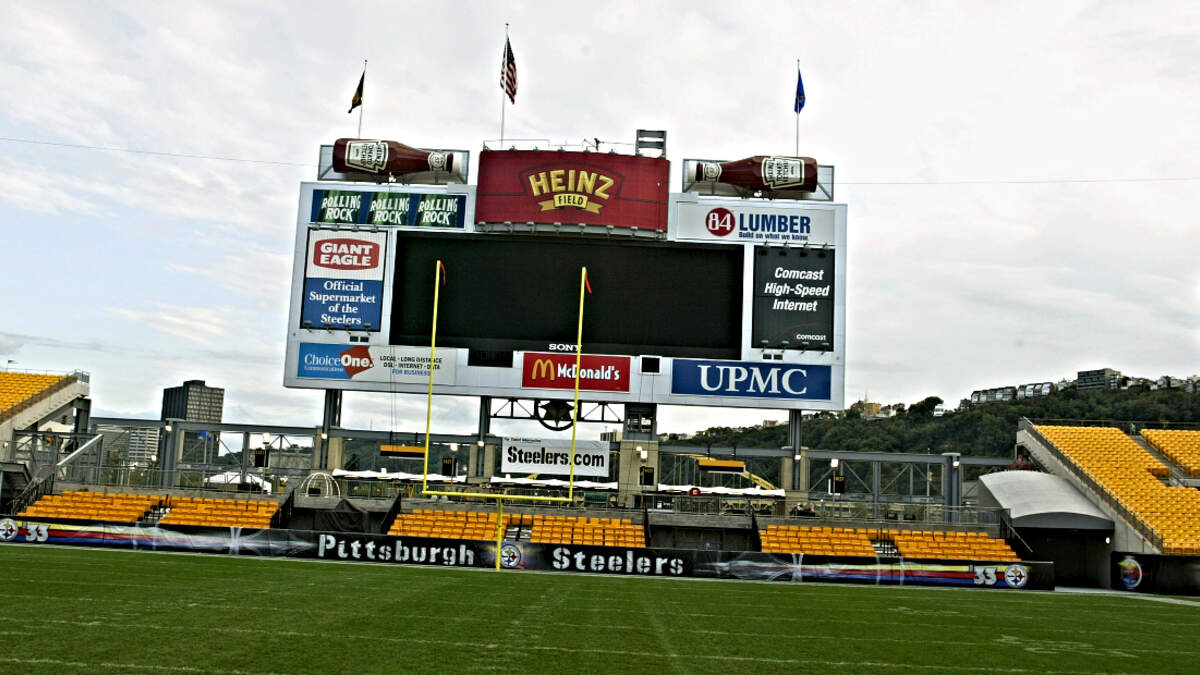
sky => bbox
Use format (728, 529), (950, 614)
(1, 1), (1197, 441)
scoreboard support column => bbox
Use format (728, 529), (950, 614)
(784, 409), (809, 511)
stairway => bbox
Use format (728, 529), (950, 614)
(1133, 435), (1189, 485)
(139, 505), (170, 527)
(871, 539), (898, 557)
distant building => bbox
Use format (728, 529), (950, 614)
(98, 424), (160, 466)
(1015, 382), (1054, 400)
(969, 386), (1016, 405)
(1077, 368), (1121, 390)
(161, 379), (224, 423)
(161, 380), (224, 464)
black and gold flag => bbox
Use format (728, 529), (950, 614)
(348, 71), (364, 114)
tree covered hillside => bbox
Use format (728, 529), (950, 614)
(677, 387), (1199, 458)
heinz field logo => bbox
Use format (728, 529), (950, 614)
(523, 166), (622, 214)
(671, 360), (831, 400)
(313, 238), (380, 271)
(522, 353), (630, 392)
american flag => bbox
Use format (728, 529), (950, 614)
(501, 37), (517, 104)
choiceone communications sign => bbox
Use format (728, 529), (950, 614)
(501, 438), (609, 478)
(297, 343), (455, 384)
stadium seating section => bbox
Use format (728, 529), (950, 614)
(158, 496), (279, 528)
(760, 524), (1019, 560)
(19, 491), (161, 523)
(1142, 429), (1200, 478)
(529, 514), (645, 547)
(388, 509), (646, 547)
(892, 530), (1019, 561)
(389, 509), (512, 540)
(1036, 424), (1200, 555)
(19, 491), (280, 528)
(760, 525), (876, 557)
(0, 372), (68, 417)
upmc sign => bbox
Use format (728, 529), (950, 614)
(522, 353), (631, 392)
(671, 360), (831, 401)
(475, 150), (669, 231)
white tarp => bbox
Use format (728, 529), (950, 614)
(488, 476), (618, 490)
(331, 468), (466, 483)
(205, 471), (272, 494)
(656, 483), (785, 497)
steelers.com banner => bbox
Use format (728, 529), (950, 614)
(500, 438), (609, 478)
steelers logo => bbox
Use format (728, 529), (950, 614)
(1004, 564), (1030, 589)
(0, 518), (17, 542)
(499, 543), (522, 569)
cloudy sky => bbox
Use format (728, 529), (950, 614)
(1, 1), (1196, 440)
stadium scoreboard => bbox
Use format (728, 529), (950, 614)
(284, 148), (846, 411)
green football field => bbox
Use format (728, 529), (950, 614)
(1, 545), (1197, 674)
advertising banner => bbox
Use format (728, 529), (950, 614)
(521, 353), (631, 392)
(0, 518), (1054, 590)
(690, 551), (1050, 590)
(311, 188), (466, 228)
(675, 201), (837, 245)
(296, 343), (455, 384)
(1110, 552), (1200, 595)
(302, 230), (387, 331)
(475, 150), (669, 231)
(671, 360), (832, 400)
(500, 438), (610, 478)
(751, 246), (835, 350)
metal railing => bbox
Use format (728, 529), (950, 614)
(787, 499), (1008, 529)
(640, 492), (782, 516)
(1029, 418), (1200, 432)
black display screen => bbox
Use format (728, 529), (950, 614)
(389, 233), (743, 358)
(751, 246), (834, 351)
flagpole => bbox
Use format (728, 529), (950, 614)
(358, 59), (367, 137)
(795, 59), (800, 156)
(500, 23), (508, 146)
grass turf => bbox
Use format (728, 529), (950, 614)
(1, 544), (1198, 674)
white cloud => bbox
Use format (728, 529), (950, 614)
(108, 303), (238, 343)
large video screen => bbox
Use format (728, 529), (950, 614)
(390, 233), (743, 358)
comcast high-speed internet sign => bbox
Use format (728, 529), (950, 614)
(284, 178), (846, 411)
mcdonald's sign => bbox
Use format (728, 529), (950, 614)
(521, 353), (631, 392)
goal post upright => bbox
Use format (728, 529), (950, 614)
(418, 262), (592, 569)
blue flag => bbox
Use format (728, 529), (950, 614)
(794, 70), (805, 113)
